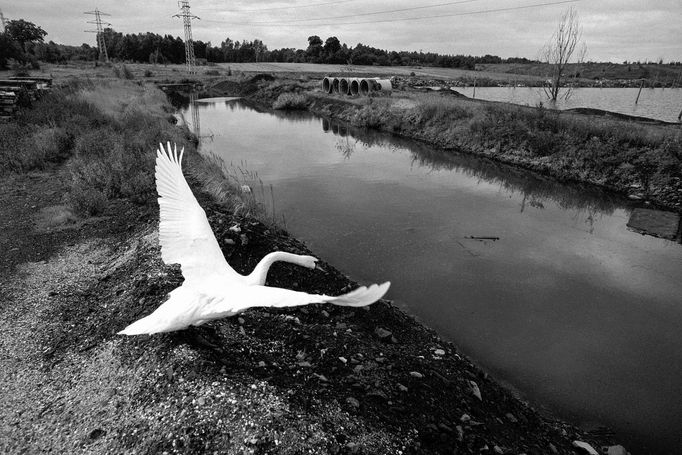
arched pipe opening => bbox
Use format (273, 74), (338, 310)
(332, 78), (340, 93)
(350, 79), (361, 96)
(339, 78), (350, 95)
(322, 77), (332, 93)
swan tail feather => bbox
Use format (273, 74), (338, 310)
(327, 281), (391, 307)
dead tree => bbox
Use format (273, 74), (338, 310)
(540, 6), (587, 101)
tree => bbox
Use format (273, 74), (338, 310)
(539, 7), (586, 101)
(5, 19), (47, 52)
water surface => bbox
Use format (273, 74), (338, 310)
(183, 98), (682, 454)
(456, 87), (682, 123)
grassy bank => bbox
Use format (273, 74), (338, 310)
(268, 85), (682, 211)
(0, 79), (196, 214)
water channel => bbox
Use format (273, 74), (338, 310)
(182, 98), (682, 454)
(454, 87), (682, 123)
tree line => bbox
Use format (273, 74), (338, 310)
(0, 18), (536, 70)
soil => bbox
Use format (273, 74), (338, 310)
(0, 162), (622, 454)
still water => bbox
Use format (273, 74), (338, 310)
(455, 87), (682, 123)
(183, 98), (682, 454)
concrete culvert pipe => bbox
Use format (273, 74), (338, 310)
(373, 79), (393, 93)
(339, 78), (350, 95)
(322, 77), (333, 93)
(332, 77), (340, 93)
(340, 78), (359, 95)
(350, 79), (361, 96)
(360, 78), (378, 95)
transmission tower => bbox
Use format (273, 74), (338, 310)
(173, 1), (199, 74)
(85, 9), (111, 63)
(0, 9), (6, 34)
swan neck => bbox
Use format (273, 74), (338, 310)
(247, 252), (302, 285)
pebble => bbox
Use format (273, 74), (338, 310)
(197, 397), (205, 406)
(455, 425), (464, 442)
(398, 383), (408, 392)
(470, 380), (482, 400)
(240, 234), (248, 245)
(375, 327), (392, 339)
(549, 443), (558, 454)
(607, 445), (629, 455)
(572, 441), (599, 455)
(228, 225), (241, 233)
(321, 310), (330, 318)
(237, 317), (245, 325)
(460, 414), (471, 423)
(433, 349), (446, 356)
(257, 361), (266, 367)
(224, 238), (235, 245)
(494, 446), (503, 454)
(505, 413), (518, 423)
(346, 397), (360, 408)
(409, 371), (423, 378)
(338, 357), (347, 364)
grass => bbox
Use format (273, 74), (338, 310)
(346, 91), (681, 204)
(272, 92), (309, 110)
(0, 79), (195, 215)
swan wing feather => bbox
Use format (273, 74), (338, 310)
(206, 281), (391, 315)
(156, 142), (240, 283)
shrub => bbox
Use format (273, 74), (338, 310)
(204, 69), (220, 76)
(272, 92), (309, 110)
(121, 65), (134, 80)
(144, 69), (153, 77)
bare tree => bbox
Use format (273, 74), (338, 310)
(540, 7), (587, 101)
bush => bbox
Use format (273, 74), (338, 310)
(204, 69), (220, 76)
(144, 69), (153, 77)
(121, 65), (134, 80)
(272, 92), (309, 110)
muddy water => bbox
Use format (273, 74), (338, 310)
(183, 98), (682, 454)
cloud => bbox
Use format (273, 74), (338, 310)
(5, 0), (681, 61)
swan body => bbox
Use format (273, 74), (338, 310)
(119, 143), (390, 335)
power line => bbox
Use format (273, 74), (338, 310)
(214, 0), (359, 13)
(174, 0), (199, 74)
(201, 0), (581, 27)
(84, 9), (111, 63)
(209, 0), (485, 25)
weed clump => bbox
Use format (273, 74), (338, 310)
(273, 92), (309, 110)
(0, 79), (193, 216)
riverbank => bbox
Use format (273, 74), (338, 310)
(0, 81), (629, 453)
(209, 73), (682, 213)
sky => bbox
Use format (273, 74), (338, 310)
(3, 0), (681, 63)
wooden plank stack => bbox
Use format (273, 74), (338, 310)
(0, 77), (53, 121)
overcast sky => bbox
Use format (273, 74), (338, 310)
(3, 0), (681, 62)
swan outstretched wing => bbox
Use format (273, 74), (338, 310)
(205, 281), (391, 315)
(156, 142), (241, 283)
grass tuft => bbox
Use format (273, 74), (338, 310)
(272, 92), (309, 110)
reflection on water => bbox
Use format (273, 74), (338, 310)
(183, 99), (682, 455)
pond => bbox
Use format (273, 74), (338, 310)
(182, 98), (682, 454)
(454, 87), (682, 123)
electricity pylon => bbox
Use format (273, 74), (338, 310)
(0, 9), (7, 34)
(173, 1), (199, 74)
(85, 9), (111, 62)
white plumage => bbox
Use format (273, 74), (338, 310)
(118, 142), (390, 335)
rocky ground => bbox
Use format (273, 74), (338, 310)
(0, 160), (629, 454)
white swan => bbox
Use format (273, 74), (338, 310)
(119, 142), (390, 335)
